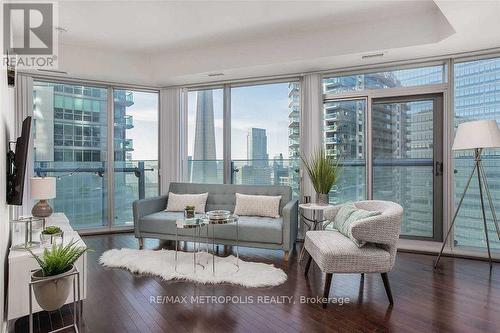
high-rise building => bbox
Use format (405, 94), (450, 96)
(247, 128), (268, 166)
(192, 90), (218, 183)
(33, 82), (134, 227)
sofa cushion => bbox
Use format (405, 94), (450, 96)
(207, 216), (283, 244)
(165, 192), (208, 213)
(304, 230), (391, 273)
(234, 193), (281, 218)
(139, 212), (283, 244)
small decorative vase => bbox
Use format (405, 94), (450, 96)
(40, 231), (64, 247)
(316, 193), (329, 206)
(184, 209), (195, 219)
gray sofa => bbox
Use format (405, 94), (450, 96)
(133, 182), (298, 260)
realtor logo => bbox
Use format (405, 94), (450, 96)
(2, 2), (58, 68)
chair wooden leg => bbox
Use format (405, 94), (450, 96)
(283, 251), (289, 262)
(138, 237), (144, 250)
(323, 273), (333, 309)
(304, 254), (312, 276)
(381, 273), (394, 305)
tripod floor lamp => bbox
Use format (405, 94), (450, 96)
(435, 119), (500, 269)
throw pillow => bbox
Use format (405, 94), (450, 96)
(233, 193), (281, 218)
(165, 192), (209, 214)
(333, 203), (358, 231)
(338, 208), (381, 247)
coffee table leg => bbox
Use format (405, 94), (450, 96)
(193, 227), (197, 273)
(212, 224), (215, 275)
(175, 227), (178, 273)
(236, 219), (239, 268)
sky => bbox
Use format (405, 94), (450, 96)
(187, 82), (291, 160)
(124, 91), (158, 161)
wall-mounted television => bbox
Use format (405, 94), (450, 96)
(7, 116), (31, 205)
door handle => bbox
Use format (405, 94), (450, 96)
(435, 161), (443, 176)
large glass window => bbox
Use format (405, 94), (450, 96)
(33, 81), (109, 229)
(231, 82), (300, 197)
(453, 58), (500, 250)
(323, 65), (445, 94)
(323, 99), (366, 203)
(187, 88), (224, 184)
(113, 90), (159, 226)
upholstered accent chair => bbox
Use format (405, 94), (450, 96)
(303, 200), (403, 308)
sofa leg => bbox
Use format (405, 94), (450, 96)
(323, 273), (333, 309)
(138, 237), (144, 250)
(304, 254), (312, 277)
(283, 251), (289, 262)
(381, 273), (394, 305)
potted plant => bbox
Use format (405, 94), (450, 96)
(184, 205), (195, 218)
(301, 148), (342, 205)
(40, 226), (63, 246)
(27, 240), (90, 311)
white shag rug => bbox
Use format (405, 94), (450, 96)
(99, 248), (287, 288)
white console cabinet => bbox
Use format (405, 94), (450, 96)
(7, 213), (87, 320)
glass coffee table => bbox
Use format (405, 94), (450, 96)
(200, 211), (239, 275)
(174, 217), (208, 274)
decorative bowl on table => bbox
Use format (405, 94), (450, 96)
(206, 210), (231, 224)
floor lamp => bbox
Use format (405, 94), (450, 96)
(435, 120), (500, 269)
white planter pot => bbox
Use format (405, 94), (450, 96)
(31, 265), (75, 311)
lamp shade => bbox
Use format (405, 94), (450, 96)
(452, 120), (500, 151)
(30, 177), (56, 200)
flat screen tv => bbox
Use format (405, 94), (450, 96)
(7, 116), (31, 205)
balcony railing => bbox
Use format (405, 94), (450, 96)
(124, 115), (134, 129)
(33, 160), (158, 229)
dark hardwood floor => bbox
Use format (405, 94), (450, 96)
(14, 233), (500, 333)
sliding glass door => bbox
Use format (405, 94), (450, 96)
(33, 80), (159, 230)
(33, 82), (110, 229)
(113, 89), (159, 226)
(372, 95), (443, 240)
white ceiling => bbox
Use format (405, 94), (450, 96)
(23, 0), (500, 86)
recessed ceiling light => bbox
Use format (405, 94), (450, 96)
(208, 73), (224, 77)
(55, 26), (67, 33)
(362, 52), (384, 59)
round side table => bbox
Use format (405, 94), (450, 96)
(174, 218), (207, 274)
(298, 203), (336, 261)
(201, 213), (239, 276)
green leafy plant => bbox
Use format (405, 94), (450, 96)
(185, 205), (195, 210)
(41, 226), (62, 235)
(301, 148), (342, 194)
(27, 240), (91, 277)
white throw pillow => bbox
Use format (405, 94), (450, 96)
(165, 192), (208, 214)
(233, 193), (281, 218)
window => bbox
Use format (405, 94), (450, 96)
(453, 58), (500, 250)
(231, 82), (300, 197)
(187, 88), (224, 184)
(323, 99), (366, 203)
(113, 89), (159, 226)
(33, 81), (159, 230)
(33, 81), (109, 229)
(323, 65), (446, 94)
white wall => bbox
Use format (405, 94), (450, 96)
(0, 68), (15, 332)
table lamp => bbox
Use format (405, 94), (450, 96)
(30, 177), (56, 218)
(435, 120), (500, 269)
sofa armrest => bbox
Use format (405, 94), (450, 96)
(282, 199), (298, 251)
(133, 195), (168, 237)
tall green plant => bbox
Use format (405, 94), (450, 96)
(27, 240), (91, 277)
(301, 148), (342, 194)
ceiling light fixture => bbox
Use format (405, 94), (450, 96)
(362, 52), (384, 59)
(208, 73), (224, 77)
